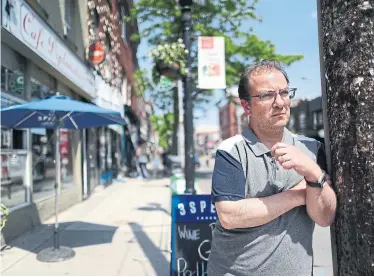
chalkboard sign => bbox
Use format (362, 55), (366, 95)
(171, 194), (217, 276)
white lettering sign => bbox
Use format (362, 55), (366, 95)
(177, 200), (216, 217)
(177, 225), (200, 241)
(177, 258), (207, 276)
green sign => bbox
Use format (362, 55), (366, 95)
(157, 76), (175, 91)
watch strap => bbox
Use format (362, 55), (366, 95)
(306, 171), (326, 188)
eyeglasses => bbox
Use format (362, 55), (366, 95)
(246, 88), (297, 102)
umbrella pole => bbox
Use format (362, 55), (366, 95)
(54, 127), (60, 250)
(36, 127), (75, 262)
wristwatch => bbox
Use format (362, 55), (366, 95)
(306, 170), (327, 188)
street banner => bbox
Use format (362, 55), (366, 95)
(170, 194), (217, 276)
(198, 37), (226, 89)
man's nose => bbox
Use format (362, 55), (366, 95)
(273, 93), (285, 108)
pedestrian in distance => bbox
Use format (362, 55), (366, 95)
(152, 150), (161, 178)
(136, 141), (150, 179)
(207, 59), (337, 276)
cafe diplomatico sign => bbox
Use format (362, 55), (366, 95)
(1, 0), (95, 98)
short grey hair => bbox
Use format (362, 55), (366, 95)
(238, 59), (289, 100)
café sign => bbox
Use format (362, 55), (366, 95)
(1, 0), (95, 98)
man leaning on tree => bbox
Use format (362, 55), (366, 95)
(208, 59), (337, 276)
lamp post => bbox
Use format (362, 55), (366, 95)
(179, 0), (196, 194)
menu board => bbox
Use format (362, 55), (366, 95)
(171, 194), (217, 276)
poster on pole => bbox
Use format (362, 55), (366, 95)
(198, 37), (226, 89)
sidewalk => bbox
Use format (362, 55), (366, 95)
(0, 175), (333, 276)
(1, 178), (172, 276)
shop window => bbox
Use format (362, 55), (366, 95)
(64, 0), (73, 36)
(119, 3), (128, 40)
(313, 112), (318, 130)
(317, 111), (324, 125)
(1, 94), (28, 208)
(1, 127), (12, 149)
(0, 95), (28, 151)
(32, 128), (74, 201)
(30, 77), (56, 100)
(87, 128), (99, 192)
(1, 152), (28, 208)
(299, 112), (306, 131)
(1, 66), (24, 95)
(93, 9), (99, 29)
(12, 129), (27, 150)
(29, 73), (74, 201)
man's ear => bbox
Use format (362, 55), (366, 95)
(240, 99), (251, 116)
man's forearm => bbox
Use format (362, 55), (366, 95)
(306, 184), (337, 227)
(217, 190), (304, 229)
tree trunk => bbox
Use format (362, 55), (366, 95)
(318, 0), (374, 275)
(170, 86), (179, 155)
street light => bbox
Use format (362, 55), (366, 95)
(179, 0), (196, 194)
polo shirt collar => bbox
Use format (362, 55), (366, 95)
(241, 127), (295, 157)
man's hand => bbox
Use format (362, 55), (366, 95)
(271, 143), (322, 182)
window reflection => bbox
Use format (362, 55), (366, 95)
(30, 77), (55, 100)
(1, 95), (28, 208)
(1, 66), (24, 95)
(1, 153), (28, 207)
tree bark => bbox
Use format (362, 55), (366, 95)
(170, 86), (179, 155)
(318, 0), (374, 275)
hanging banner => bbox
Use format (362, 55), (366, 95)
(198, 37), (226, 89)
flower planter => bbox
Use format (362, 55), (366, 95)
(155, 61), (180, 80)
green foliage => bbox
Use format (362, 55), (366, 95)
(1, 204), (9, 230)
(124, 0), (304, 91)
(133, 69), (150, 96)
(150, 113), (174, 149)
(148, 40), (189, 76)
(125, 0), (304, 140)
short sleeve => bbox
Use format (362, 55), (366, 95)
(211, 149), (246, 203)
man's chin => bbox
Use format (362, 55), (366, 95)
(272, 119), (289, 128)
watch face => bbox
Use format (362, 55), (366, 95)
(319, 173), (327, 188)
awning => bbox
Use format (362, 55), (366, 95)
(108, 124), (124, 135)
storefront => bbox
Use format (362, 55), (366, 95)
(122, 104), (140, 177)
(1, 0), (95, 241)
(83, 74), (123, 193)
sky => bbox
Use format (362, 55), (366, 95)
(136, 0), (322, 127)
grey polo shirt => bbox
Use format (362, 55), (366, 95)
(207, 128), (326, 276)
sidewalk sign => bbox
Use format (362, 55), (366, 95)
(170, 194), (217, 276)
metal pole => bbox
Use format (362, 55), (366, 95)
(181, 4), (196, 194)
(178, 79), (185, 169)
(82, 129), (88, 199)
(54, 127), (60, 250)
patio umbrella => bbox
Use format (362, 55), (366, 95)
(0, 94), (126, 262)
